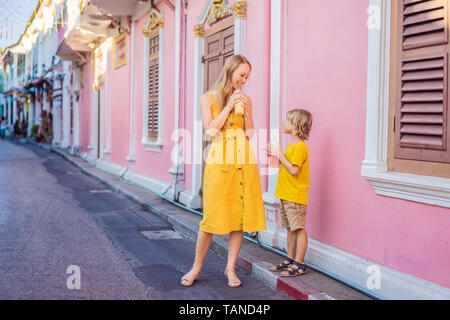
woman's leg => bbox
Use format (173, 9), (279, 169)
(181, 230), (213, 286)
(225, 230), (244, 284)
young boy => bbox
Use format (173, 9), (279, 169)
(267, 109), (313, 277)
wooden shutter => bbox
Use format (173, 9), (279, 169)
(203, 25), (234, 92)
(148, 31), (159, 141)
(395, 0), (450, 163)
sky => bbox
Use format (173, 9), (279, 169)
(0, 0), (40, 51)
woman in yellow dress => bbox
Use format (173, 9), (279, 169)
(181, 55), (266, 288)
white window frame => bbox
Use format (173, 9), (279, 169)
(142, 11), (164, 152)
(362, 0), (450, 208)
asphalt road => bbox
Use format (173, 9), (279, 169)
(0, 140), (288, 300)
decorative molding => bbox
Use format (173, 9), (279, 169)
(193, 24), (205, 38)
(207, 0), (232, 25)
(362, 0), (450, 208)
(232, 1), (247, 18)
(142, 15), (164, 37)
(141, 138), (163, 152)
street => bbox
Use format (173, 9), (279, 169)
(0, 140), (288, 300)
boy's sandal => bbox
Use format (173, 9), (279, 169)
(270, 258), (294, 272)
(280, 261), (307, 277)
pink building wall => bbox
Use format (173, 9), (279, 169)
(283, 0), (449, 288)
(108, 38), (131, 168)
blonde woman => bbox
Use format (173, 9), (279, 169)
(181, 55), (266, 288)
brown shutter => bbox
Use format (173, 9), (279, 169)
(395, 0), (450, 163)
(203, 25), (234, 92)
(148, 32), (159, 141)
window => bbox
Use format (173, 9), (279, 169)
(393, 0), (450, 164)
(361, 0), (450, 208)
(148, 32), (159, 141)
(142, 13), (164, 152)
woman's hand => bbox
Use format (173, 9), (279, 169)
(224, 91), (246, 113)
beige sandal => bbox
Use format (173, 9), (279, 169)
(181, 268), (201, 287)
(224, 269), (242, 288)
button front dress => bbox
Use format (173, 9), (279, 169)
(200, 92), (267, 235)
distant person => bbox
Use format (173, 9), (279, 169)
(13, 118), (20, 140)
(0, 117), (6, 140)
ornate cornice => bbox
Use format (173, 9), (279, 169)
(206, 0), (232, 26)
(143, 16), (164, 37)
(193, 24), (205, 38)
(232, 1), (247, 18)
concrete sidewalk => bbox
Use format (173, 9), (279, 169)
(24, 139), (372, 300)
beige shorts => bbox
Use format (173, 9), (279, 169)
(280, 199), (307, 231)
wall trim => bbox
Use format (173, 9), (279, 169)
(306, 238), (450, 300)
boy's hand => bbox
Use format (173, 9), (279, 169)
(267, 144), (282, 159)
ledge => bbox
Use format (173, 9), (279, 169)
(361, 164), (450, 208)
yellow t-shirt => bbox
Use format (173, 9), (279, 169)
(275, 141), (310, 205)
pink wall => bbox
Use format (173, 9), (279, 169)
(107, 36), (131, 168)
(284, 0), (449, 288)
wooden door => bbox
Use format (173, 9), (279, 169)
(200, 24), (234, 198)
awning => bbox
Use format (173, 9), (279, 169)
(61, 3), (111, 55)
(56, 40), (87, 62)
(90, 0), (163, 16)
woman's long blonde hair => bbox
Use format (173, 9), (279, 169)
(209, 54), (252, 110)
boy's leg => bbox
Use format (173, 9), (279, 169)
(287, 228), (297, 260)
(294, 228), (308, 264)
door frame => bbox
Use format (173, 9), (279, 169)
(189, 0), (247, 209)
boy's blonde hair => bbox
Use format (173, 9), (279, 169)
(286, 109), (313, 140)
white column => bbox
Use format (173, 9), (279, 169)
(263, 0), (283, 204)
(361, 0), (391, 175)
(88, 56), (95, 158)
(73, 69), (80, 149)
(61, 62), (71, 148)
(190, 31), (205, 209)
(12, 95), (17, 124)
(234, 15), (246, 55)
(7, 97), (12, 127)
(168, 0), (183, 195)
(27, 99), (33, 137)
(126, 21), (137, 167)
(172, 0), (182, 164)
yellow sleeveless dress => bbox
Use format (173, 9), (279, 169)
(199, 92), (267, 235)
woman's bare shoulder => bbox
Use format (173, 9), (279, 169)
(201, 91), (217, 105)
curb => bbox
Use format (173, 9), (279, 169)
(26, 140), (336, 300)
